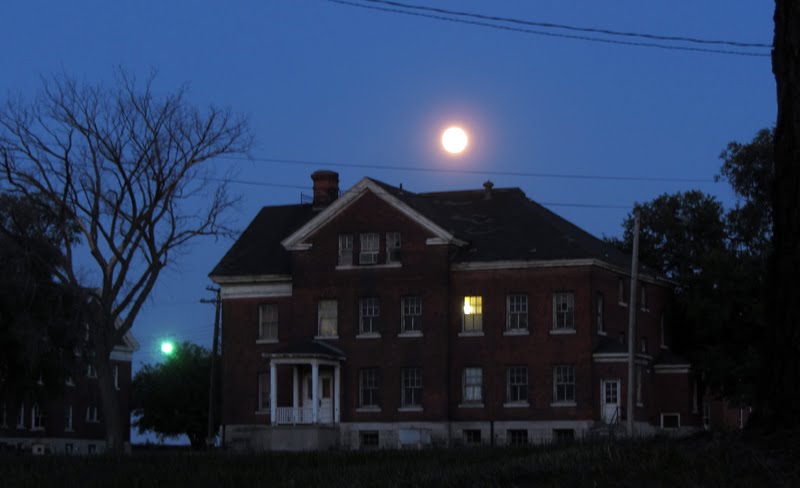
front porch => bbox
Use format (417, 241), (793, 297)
(266, 341), (346, 427)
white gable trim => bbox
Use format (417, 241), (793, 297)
(281, 178), (465, 251)
(221, 282), (292, 300)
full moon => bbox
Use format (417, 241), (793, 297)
(441, 126), (468, 154)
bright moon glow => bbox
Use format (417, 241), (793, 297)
(161, 341), (174, 355)
(442, 127), (468, 154)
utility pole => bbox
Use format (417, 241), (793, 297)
(201, 286), (221, 448)
(626, 212), (640, 436)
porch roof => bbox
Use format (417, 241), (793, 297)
(264, 340), (346, 361)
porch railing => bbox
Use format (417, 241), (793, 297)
(274, 407), (315, 425)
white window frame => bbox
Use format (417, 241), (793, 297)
(87, 363), (97, 379)
(359, 233), (379, 265)
(401, 296), (422, 334)
(462, 296), (483, 333)
(113, 364), (120, 390)
(317, 299), (338, 338)
(86, 405), (99, 423)
(462, 367), (483, 404)
(359, 368), (380, 408)
(338, 234), (353, 266)
(553, 365), (576, 404)
(618, 277), (627, 306)
(359, 298), (380, 335)
(702, 402), (711, 430)
(640, 337), (648, 354)
(552, 292), (575, 331)
(400, 368), (422, 407)
(506, 295), (528, 332)
(31, 404), (44, 431)
(258, 303), (279, 342)
(65, 405), (73, 432)
(386, 232), (401, 263)
(257, 372), (270, 413)
(16, 403), (25, 429)
(65, 375), (75, 387)
(506, 366), (528, 403)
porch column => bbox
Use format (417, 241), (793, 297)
(292, 366), (299, 423)
(334, 364), (341, 424)
(269, 361), (277, 425)
(311, 360), (319, 424)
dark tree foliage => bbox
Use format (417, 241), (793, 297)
(131, 342), (219, 449)
(0, 193), (84, 400)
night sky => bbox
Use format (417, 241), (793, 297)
(1, 1), (774, 377)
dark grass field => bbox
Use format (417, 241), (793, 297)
(1, 437), (797, 488)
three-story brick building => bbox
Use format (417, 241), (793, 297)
(211, 170), (697, 450)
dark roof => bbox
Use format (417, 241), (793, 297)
(654, 349), (691, 366)
(593, 335), (629, 354)
(210, 204), (317, 277)
(211, 177), (642, 278)
(267, 341), (346, 360)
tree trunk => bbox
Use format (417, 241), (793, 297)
(760, 0), (800, 432)
(94, 321), (125, 455)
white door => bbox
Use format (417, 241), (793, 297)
(602, 380), (620, 424)
(302, 372), (334, 424)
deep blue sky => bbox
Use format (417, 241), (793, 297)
(1, 1), (774, 370)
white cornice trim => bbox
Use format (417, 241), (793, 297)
(110, 350), (133, 362)
(280, 178), (465, 251)
(452, 258), (666, 285)
(592, 352), (650, 365)
(654, 364), (691, 374)
(221, 282), (293, 300)
(210, 274), (293, 284)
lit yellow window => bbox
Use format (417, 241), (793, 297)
(462, 296), (483, 332)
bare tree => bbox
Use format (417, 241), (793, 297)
(0, 71), (251, 453)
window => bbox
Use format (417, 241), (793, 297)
(359, 431), (379, 449)
(660, 413), (680, 429)
(359, 298), (380, 334)
(359, 233), (379, 264)
(660, 313), (666, 348)
(87, 363), (97, 378)
(65, 443), (73, 454)
(317, 300), (338, 337)
(338, 234), (353, 266)
(553, 429), (575, 443)
(401, 368), (422, 407)
(113, 364), (120, 390)
(37, 375), (44, 385)
(552, 293), (575, 330)
(31, 404), (44, 430)
(64, 405), (73, 431)
(258, 304), (279, 341)
(462, 296), (483, 333)
(640, 337), (648, 354)
(618, 277), (627, 305)
(86, 405), (99, 423)
(463, 429), (482, 445)
(359, 369), (380, 408)
(386, 232), (401, 263)
(506, 366), (528, 403)
(88, 444), (96, 454)
(506, 295), (528, 331)
(636, 366), (643, 406)
(619, 332), (625, 344)
(507, 429), (528, 446)
(401, 296), (422, 333)
(702, 402), (711, 430)
(16, 403), (25, 429)
(257, 372), (270, 412)
(596, 293), (605, 334)
(640, 284), (648, 310)
(65, 376), (75, 387)
(462, 367), (483, 403)
(553, 365), (576, 403)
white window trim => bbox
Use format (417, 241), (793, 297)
(397, 331), (423, 338)
(503, 401), (530, 408)
(356, 332), (382, 339)
(86, 406), (99, 423)
(550, 329), (577, 335)
(16, 403), (25, 429)
(338, 234), (353, 266)
(113, 364), (120, 390)
(553, 365), (576, 404)
(356, 406), (382, 413)
(359, 233), (379, 265)
(550, 401), (577, 407)
(64, 405), (73, 432)
(397, 406), (423, 412)
(317, 299), (338, 338)
(506, 294), (529, 332)
(258, 303), (279, 342)
(462, 368), (483, 404)
(458, 403), (485, 409)
(503, 329), (530, 336)
(552, 292), (576, 331)
(386, 232), (401, 264)
(257, 372), (270, 413)
(256, 338), (279, 344)
(458, 331), (485, 337)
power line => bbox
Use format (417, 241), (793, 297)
(325, 0), (770, 58)
(221, 155), (718, 184)
(360, 0), (771, 49)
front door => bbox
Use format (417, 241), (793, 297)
(302, 372), (334, 424)
(602, 379), (620, 424)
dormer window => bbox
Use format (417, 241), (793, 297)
(359, 233), (379, 265)
(338, 234), (353, 266)
(386, 232), (401, 263)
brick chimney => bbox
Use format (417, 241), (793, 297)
(311, 170), (339, 208)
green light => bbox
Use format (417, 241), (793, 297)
(161, 341), (174, 355)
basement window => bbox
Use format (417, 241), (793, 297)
(359, 431), (379, 450)
(507, 429), (528, 446)
(660, 413), (681, 429)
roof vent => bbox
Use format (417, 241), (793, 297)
(483, 180), (494, 200)
(311, 170), (339, 209)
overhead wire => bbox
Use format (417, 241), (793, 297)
(325, 0), (770, 58)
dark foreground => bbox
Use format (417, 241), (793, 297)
(1, 437), (798, 488)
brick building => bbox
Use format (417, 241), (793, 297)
(0, 332), (138, 454)
(211, 170), (698, 450)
